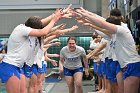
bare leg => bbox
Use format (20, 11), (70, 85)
(37, 73), (44, 93)
(112, 83), (118, 93)
(116, 71), (124, 93)
(98, 77), (105, 93)
(26, 77), (30, 93)
(124, 76), (140, 93)
(106, 79), (112, 93)
(20, 74), (27, 93)
(6, 75), (20, 93)
(98, 76), (102, 91)
(103, 77), (107, 93)
(65, 76), (75, 93)
(74, 72), (83, 93)
(29, 74), (38, 93)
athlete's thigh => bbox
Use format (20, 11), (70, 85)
(74, 72), (83, 85)
(20, 74), (26, 93)
(65, 76), (74, 86)
(6, 75), (20, 93)
(124, 76), (140, 93)
(30, 73), (37, 85)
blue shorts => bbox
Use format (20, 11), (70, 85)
(32, 64), (38, 76)
(38, 61), (47, 74)
(23, 64), (33, 78)
(101, 62), (106, 75)
(122, 62), (140, 79)
(19, 67), (25, 75)
(98, 61), (105, 77)
(93, 62), (98, 74)
(110, 61), (121, 83)
(64, 67), (83, 76)
(105, 58), (112, 80)
(98, 62), (103, 77)
(0, 62), (21, 83)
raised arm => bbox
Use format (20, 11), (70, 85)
(29, 9), (63, 37)
(76, 17), (112, 37)
(75, 8), (117, 35)
(87, 41), (107, 59)
(44, 54), (58, 66)
(44, 42), (61, 48)
(44, 35), (57, 45)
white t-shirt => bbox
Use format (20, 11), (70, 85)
(98, 38), (108, 62)
(36, 46), (44, 68)
(89, 40), (100, 50)
(112, 25), (140, 68)
(30, 39), (44, 68)
(95, 30), (110, 62)
(25, 36), (40, 67)
(3, 24), (33, 67)
(60, 45), (86, 69)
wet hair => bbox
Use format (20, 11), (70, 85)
(67, 37), (77, 43)
(106, 16), (121, 25)
(25, 16), (43, 47)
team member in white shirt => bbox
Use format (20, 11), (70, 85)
(0, 6), (75, 93)
(75, 7), (140, 93)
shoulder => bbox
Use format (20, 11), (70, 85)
(60, 46), (67, 52)
(15, 24), (31, 30)
(76, 46), (85, 51)
(121, 22), (128, 28)
(13, 24), (33, 36)
(116, 25), (131, 35)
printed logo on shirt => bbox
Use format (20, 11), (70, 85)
(29, 38), (32, 47)
(66, 57), (79, 62)
(110, 40), (116, 49)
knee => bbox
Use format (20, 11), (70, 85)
(75, 82), (82, 88)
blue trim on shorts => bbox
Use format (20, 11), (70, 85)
(122, 62), (140, 79)
(64, 67), (83, 76)
(0, 62), (21, 83)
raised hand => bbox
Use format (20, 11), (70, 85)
(54, 25), (78, 37)
(62, 4), (74, 18)
(62, 4), (72, 14)
(51, 24), (66, 31)
(52, 9), (64, 22)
